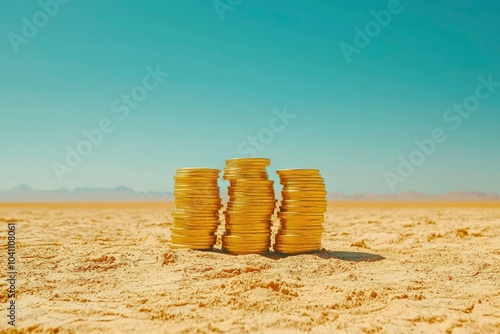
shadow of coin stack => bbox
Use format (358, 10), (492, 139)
(274, 169), (327, 254)
(169, 168), (222, 250)
(222, 158), (276, 255)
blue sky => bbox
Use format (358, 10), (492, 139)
(0, 0), (499, 194)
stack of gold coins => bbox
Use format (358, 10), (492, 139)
(274, 169), (327, 254)
(169, 168), (222, 250)
(222, 158), (276, 255)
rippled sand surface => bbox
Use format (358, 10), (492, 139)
(1, 202), (499, 333)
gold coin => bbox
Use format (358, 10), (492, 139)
(225, 220), (272, 225)
(282, 189), (327, 194)
(224, 175), (269, 181)
(225, 220), (271, 226)
(275, 233), (321, 242)
(278, 211), (324, 218)
(278, 228), (324, 236)
(225, 210), (275, 215)
(226, 157), (271, 163)
(274, 240), (322, 246)
(281, 196), (326, 201)
(228, 198), (276, 203)
(222, 237), (270, 244)
(281, 181), (325, 186)
(280, 207), (326, 213)
(224, 166), (269, 171)
(169, 243), (214, 250)
(277, 169), (320, 175)
(279, 217), (324, 223)
(280, 203), (326, 208)
(223, 244), (269, 251)
(274, 242), (322, 249)
(225, 226), (271, 231)
(223, 233), (270, 239)
(223, 248), (269, 255)
(282, 199), (327, 204)
(171, 233), (216, 241)
(227, 187), (274, 191)
(280, 222), (324, 229)
(227, 203), (276, 208)
(224, 169), (268, 173)
(226, 213), (274, 217)
(274, 242), (321, 249)
(229, 179), (274, 184)
(279, 174), (323, 178)
(224, 170), (269, 175)
(228, 193), (274, 198)
(223, 241), (270, 246)
(170, 227), (217, 236)
(222, 243), (270, 249)
(228, 194), (275, 198)
(176, 167), (220, 172)
(225, 225), (272, 230)
(227, 200), (276, 204)
(279, 216), (325, 222)
(282, 184), (326, 189)
(222, 238), (270, 245)
(273, 247), (320, 255)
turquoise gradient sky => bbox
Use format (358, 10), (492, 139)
(0, 0), (499, 193)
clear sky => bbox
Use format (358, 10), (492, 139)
(0, 0), (499, 194)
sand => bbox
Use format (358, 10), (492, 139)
(0, 202), (499, 333)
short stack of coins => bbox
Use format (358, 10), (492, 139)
(222, 158), (276, 254)
(274, 169), (327, 254)
(169, 168), (222, 250)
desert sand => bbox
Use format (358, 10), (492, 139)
(0, 202), (499, 333)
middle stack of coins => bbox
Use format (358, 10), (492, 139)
(169, 168), (222, 250)
(222, 158), (276, 254)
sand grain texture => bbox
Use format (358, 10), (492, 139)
(0, 202), (499, 333)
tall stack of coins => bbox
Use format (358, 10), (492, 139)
(274, 169), (327, 254)
(169, 168), (222, 250)
(222, 158), (276, 255)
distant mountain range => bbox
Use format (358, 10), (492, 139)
(0, 185), (499, 202)
(0, 185), (173, 202)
